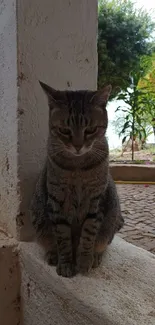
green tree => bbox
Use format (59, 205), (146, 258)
(113, 55), (155, 160)
(116, 71), (153, 160)
(138, 54), (155, 139)
(98, 0), (155, 94)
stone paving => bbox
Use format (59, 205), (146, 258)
(117, 184), (155, 254)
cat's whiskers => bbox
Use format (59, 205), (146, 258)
(49, 144), (64, 157)
(96, 139), (108, 146)
(92, 147), (108, 156)
(91, 153), (103, 163)
(51, 149), (64, 157)
(91, 148), (108, 163)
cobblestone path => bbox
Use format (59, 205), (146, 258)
(117, 184), (155, 254)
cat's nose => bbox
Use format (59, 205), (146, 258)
(75, 145), (83, 153)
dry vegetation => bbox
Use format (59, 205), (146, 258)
(110, 145), (155, 164)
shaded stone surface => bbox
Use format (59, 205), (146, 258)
(20, 237), (155, 325)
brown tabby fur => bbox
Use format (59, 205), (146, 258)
(30, 81), (124, 277)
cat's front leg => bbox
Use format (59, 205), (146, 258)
(47, 197), (75, 277)
(55, 223), (76, 277)
(77, 197), (101, 274)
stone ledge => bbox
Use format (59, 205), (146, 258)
(110, 164), (155, 182)
(19, 237), (155, 325)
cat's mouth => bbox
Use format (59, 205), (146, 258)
(65, 146), (90, 157)
(73, 152), (85, 157)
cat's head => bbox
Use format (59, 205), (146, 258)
(40, 81), (111, 157)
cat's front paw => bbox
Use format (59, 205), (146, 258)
(56, 262), (76, 278)
(45, 251), (58, 266)
(77, 253), (93, 274)
(92, 252), (103, 268)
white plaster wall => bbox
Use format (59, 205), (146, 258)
(0, 0), (19, 237)
(17, 0), (98, 239)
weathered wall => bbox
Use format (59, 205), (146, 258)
(0, 0), (98, 239)
(17, 0), (97, 240)
(0, 232), (21, 325)
(0, 0), (19, 237)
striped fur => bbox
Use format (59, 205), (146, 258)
(30, 82), (124, 277)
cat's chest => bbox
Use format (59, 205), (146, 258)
(62, 167), (106, 214)
(62, 171), (86, 205)
(64, 169), (101, 195)
(49, 164), (107, 219)
(62, 174), (89, 220)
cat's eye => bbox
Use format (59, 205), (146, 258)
(58, 127), (71, 136)
(85, 126), (98, 135)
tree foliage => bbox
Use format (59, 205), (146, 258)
(98, 0), (155, 94)
(138, 54), (155, 137)
(115, 67), (155, 160)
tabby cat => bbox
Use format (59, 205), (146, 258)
(30, 81), (124, 278)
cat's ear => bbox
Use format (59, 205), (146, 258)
(39, 81), (57, 102)
(93, 85), (112, 108)
(39, 81), (66, 108)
